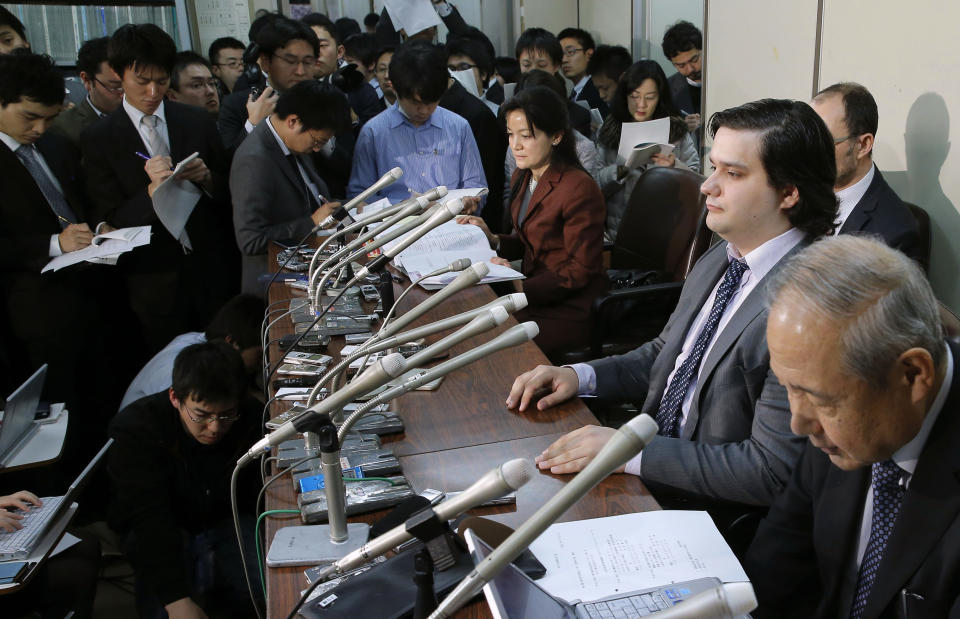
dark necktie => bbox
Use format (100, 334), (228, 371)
(655, 258), (748, 437)
(16, 145), (78, 230)
(849, 460), (906, 619)
(286, 154), (319, 210)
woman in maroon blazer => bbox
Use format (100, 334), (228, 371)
(459, 86), (606, 355)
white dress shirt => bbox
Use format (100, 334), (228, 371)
(571, 75), (590, 101)
(123, 96), (169, 156)
(834, 163), (875, 234)
(570, 226), (806, 475)
(855, 344), (953, 566)
(1, 130), (69, 257)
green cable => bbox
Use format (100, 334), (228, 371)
(256, 509), (301, 596)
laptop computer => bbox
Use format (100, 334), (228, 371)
(0, 365), (47, 466)
(463, 528), (722, 619)
(0, 438), (113, 561)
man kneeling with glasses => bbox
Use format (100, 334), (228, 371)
(108, 341), (262, 619)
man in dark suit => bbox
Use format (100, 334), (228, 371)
(558, 27), (609, 118)
(49, 37), (123, 146)
(811, 82), (924, 266)
(662, 21), (703, 146)
(0, 51), (125, 462)
(745, 235), (960, 618)
(508, 99), (839, 520)
(515, 27), (592, 138)
(82, 24), (238, 352)
(231, 81), (347, 295)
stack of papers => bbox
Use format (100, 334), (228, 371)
(527, 511), (749, 604)
(617, 117), (673, 168)
(42, 225), (152, 272)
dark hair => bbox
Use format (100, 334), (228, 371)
(274, 80), (350, 132)
(209, 36), (245, 65)
(514, 68), (566, 98)
(205, 294), (265, 350)
(260, 16), (319, 58)
(514, 27), (561, 66)
(661, 20), (702, 59)
(364, 13), (380, 29)
(586, 44), (632, 81)
(445, 35), (493, 83)
(0, 51), (64, 107)
(814, 82), (879, 140)
(389, 39), (448, 103)
(170, 51), (212, 92)
(343, 33), (378, 68)
(171, 342), (246, 405)
(0, 6), (26, 41)
(376, 44), (396, 64)
(501, 86), (583, 179)
(301, 13), (339, 46)
(599, 60), (686, 150)
(335, 17), (361, 42)
(249, 11), (281, 42)
(454, 26), (495, 67)
(494, 56), (520, 84)
(108, 24), (177, 78)
(708, 98), (838, 238)
(556, 27), (595, 52)
(76, 37), (110, 79)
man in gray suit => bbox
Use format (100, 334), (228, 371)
(508, 99), (839, 514)
(231, 80), (348, 295)
(49, 37), (123, 146)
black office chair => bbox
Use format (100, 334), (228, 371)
(905, 202), (932, 273)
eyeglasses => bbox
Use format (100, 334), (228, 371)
(183, 404), (240, 425)
(273, 54), (318, 69)
(215, 59), (243, 69)
(833, 134), (855, 145)
(562, 47), (585, 57)
(447, 62), (477, 72)
(185, 79), (220, 91)
(94, 77), (123, 94)
(306, 131), (330, 148)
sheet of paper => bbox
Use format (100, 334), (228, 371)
(440, 187), (489, 206)
(450, 68), (480, 98)
(528, 511), (749, 604)
(502, 83), (516, 101)
(418, 259), (524, 289)
(348, 197), (391, 222)
(42, 225), (152, 272)
(384, 219), (488, 259)
(50, 532), (80, 558)
(617, 117), (671, 161)
(383, 0), (441, 36)
(151, 152), (202, 248)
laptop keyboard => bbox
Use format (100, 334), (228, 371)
(0, 495), (63, 559)
(582, 590), (672, 618)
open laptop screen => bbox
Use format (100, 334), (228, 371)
(0, 364), (47, 459)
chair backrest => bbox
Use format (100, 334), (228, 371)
(905, 202), (932, 273)
(611, 166), (708, 281)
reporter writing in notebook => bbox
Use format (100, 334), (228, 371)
(458, 86), (605, 356)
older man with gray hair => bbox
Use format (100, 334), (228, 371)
(744, 234), (960, 618)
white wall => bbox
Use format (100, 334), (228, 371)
(642, 0), (702, 70)
(579, 0), (632, 49)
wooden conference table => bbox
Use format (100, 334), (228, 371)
(263, 252), (660, 618)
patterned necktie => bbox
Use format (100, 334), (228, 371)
(849, 460), (906, 619)
(655, 258), (748, 437)
(16, 145), (78, 230)
(141, 114), (169, 157)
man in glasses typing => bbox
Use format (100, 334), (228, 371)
(108, 342), (262, 619)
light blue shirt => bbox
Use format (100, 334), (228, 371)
(120, 332), (206, 410)
(347, 103), (486, 208)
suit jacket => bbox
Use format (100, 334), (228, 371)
(745, 339), (960, 618)
(839, 168), (924, 266)
(668, 72), (702, 148)
(231, 120), (331, 295)
(48, 97), (102, 147)
(573, 77), (609, 118)
(484, 81), (505, 106)
(497, 164), (605, 351)
(589, 239), (809, 507)
(567, 100), (592, 139)
(439, 79), (507, 230)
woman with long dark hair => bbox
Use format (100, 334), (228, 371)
(597, 60), (700, 241)
(458, 86), (605, 356)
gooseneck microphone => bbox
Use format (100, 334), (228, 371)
(430, 414), (660, 618)
(342, 167), (403, 214)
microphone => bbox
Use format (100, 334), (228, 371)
(341, 167), (403, 214)
(354, 199), (465, 280)
(239, 352), (407, 466)
(311, 459), (533, 582)
(317, 205), (354, 229)
(652, 582), (757, 618)
(424, 257), (471, 278)
(430, 413), (660, 618)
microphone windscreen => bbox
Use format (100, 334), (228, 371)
(369, 494), (431, 539)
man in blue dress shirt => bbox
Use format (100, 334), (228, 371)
(348, 39), (486, 213)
